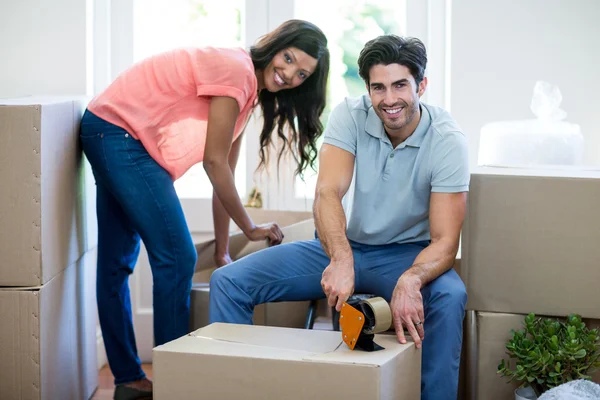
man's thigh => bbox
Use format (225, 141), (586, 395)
(354, 241), (429, 301)
(211, 238), (333, 304)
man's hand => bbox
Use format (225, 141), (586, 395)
(321, 259), (355, 311)
(390, 274), (425, 349)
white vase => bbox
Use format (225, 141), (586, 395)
(515, 386), (538, 400)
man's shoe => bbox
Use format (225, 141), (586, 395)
(113, 384), (153, 400)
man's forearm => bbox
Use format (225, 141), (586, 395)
(402, 238), (459, 289)
(313, 188), (352, 262)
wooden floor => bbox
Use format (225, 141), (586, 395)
(91, 364), (153, 400)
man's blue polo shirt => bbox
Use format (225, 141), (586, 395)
(322, 95), (470, 245)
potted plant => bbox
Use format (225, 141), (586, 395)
(497, 313), (600, 400)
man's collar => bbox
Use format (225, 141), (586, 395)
(365, 103), (431, 148)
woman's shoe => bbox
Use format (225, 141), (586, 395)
(113, 384), (153, 400)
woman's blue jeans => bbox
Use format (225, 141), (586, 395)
(80, 110), (197, 385)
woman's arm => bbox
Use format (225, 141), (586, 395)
(204, 96), (283, 244)
(212, 135), (243, 267)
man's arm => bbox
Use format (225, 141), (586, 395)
(313, 144), (355, 262)
(391, 191), (467, 348)
(402, 191), (466, 287)
(212, 134), (244, 267)
(314, 144), (356, 311)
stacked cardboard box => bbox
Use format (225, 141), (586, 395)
(190, 209), (328, 330)
(461, 167), (600, 400)
(0, 97), (98, 399)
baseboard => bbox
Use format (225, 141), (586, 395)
(97, 325), (107, 371)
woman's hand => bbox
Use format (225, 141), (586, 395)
(214, 253), (233, 268)
(245, 222), (284, 245)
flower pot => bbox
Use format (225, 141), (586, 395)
(515, 386), (538, 400)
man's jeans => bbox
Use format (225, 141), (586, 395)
(209, 238), (466, 400)
(80, 110), (197, 385)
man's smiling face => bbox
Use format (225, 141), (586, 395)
(367, 63), (427, 137)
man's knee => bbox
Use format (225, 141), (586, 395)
(429, 271), (467, 310)
(209, 264), (239, 293)
(447, 277), (467, 307)
(209, 266), (228, 291)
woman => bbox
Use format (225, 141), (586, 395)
(80, 19), (329, 399)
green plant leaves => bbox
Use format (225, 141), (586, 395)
(574, 349), (587, 359)
(497, 313), (600, 395)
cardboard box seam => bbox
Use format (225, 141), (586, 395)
(0, 247), (98, 291)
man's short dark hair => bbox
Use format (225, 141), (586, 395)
(358, 35), (427, 88)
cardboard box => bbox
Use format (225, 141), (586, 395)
(464, 311), (600, 400)
(191, 209), (328, 330)
(0, 96), (95, 286)
(154, 323), (421, 400)
(0, 247), (98, 400)
(462, 167), (600, 318)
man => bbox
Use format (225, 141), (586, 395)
(209, 35), (469, 400)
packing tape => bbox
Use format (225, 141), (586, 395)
(362, 297), (392, 334)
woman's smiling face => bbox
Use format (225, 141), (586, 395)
(262, 47), (318, 92)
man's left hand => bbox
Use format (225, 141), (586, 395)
(390, 274), (425, 349)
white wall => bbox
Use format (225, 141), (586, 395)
(451, 0), (600, 167)
(0, 0), (91, 97)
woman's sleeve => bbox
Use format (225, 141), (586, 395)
(193, 49), (256, 113)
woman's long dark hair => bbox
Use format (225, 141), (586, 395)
(250, 19), (330, 177)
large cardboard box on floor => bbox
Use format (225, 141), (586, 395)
(0, 248), (98, 400)
(464, 311), (600, 400)
(191, 209), (327, 330)
(0, 96), (96, 287)
(154, 323), (421, 400)
(461, 167), (600, 318)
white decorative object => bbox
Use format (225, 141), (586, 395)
(538, 379), (600, 400)
(478, 81), (584, 168)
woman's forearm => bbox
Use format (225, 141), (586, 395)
(212, 191), (231, 257)
(204, 160), (254, 235)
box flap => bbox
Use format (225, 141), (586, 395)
(157, 334), (318, 362)
(157, 324), (415, 369)
(189, 323), (342, 354)
(306, 335), (414, 367)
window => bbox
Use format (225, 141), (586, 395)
(133, 0), (247, 199)
(292, 0), (407, 201)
